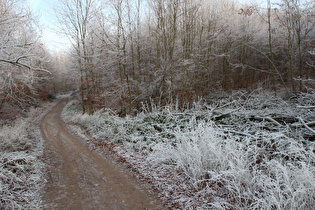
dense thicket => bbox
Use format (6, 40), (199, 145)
(56, 0), (315, 114)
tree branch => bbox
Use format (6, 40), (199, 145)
(297, 117), (315, 134)
(306, 61), (315, 68)
(297, 105), (315, 109)
(290, 120), (315, 129)
(0, 59), (51, 74)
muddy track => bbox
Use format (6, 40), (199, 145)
(40, 100), (161, 209)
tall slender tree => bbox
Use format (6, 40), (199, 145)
(56, 0), (95, 114)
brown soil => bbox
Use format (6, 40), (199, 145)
(40, 100), (162, 209)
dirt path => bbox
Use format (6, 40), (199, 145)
(40, 100), (162, 209)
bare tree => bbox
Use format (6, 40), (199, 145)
(54, 0), (315, 113)
(277, 0), (315, 91)
(148, 0), (180, 102)
(56, 0), (95, 114)
(267, 0), (278, 94)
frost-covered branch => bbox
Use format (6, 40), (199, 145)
(306, 61), (315, 68)
(0, 0), (51, 107)
(297, 105), (315, 109)
(298, 117), (315, 134)
(0, 59), (51, 74)
(222, 128), (255, 138)
(291, 118), (315, 133)
(307, 49), (315, 68)
(309, 50), (315, 56)
(253, 116), (282, 127)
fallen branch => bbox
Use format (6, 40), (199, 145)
(253, 116), (282, 127)
(290, 121), (315, 128)
(291, 118), (315, 134)
(297, 105), (315, 109)
(222, 128), (255, 138)
(213, 108), (241, 121)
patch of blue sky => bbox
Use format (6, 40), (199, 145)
(27, 0), (71, 53)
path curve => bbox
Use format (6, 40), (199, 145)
(40, 100), (161, 209)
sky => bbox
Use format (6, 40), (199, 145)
(27, 0), (71, 53)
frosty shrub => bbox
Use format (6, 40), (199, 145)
(63, 92), (315, 209)
(158, 123), (315, 209)
(0, 106), (46, 209)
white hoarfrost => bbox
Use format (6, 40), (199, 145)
(0, 104), (52, 209)
(62, 92), (315, 209)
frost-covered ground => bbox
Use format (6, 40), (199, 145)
(0, 102), (53, 209)
(63, 91), (315, 209)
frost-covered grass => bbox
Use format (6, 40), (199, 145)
(0, 104), (50, 209)
(63, 92), (315, 209)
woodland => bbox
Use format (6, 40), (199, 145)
(54, 0), (315, 116)
(0, 0), (315, 209)
(1, 0), (315, 116)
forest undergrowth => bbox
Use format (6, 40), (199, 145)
(63, 90), (315, 209)
(0, 102), (53, 209)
